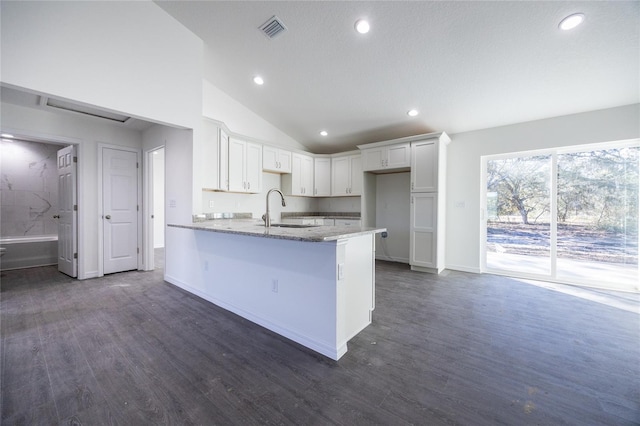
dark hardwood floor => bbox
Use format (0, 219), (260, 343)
(1, 256), (638, 425)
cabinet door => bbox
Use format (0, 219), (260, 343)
(278, 150), (292, 173)
(263, 147), (292, 173)
(202, 120), (220, 190)
(228, 138), (246, 192)
(411, 140), (437, 192)
(301, 154), (313, 195)
(331, 156), (350, 196)
(262, 146), (279, 172)
(362, 148), (384, 171)
(387, 143), (411, 169)
(245, 142), (262, 193)
(219, 130), (229, 191)
(410, 193), (437, 268)
(349, 155), (362, 195)
(290, 153), (305, 196)
(314, 157), (331, 196)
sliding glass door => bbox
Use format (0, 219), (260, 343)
(483, 141), (639, 292)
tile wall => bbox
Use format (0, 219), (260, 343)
(0, 139), (59, 237)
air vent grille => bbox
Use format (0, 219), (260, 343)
(259, 16), (287, 39)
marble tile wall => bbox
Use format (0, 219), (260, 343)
(0, 139), (59, 237)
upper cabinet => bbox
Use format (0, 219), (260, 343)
(202, 119), (229, 191)
(228, 138), (262, 193)
(263, 146), (292, 173)
(362, 142), (410, 172)
(282, 152), (313, 196)
(332, 154), (362, 196)
(313, 157), (331, 197)
(410, 140), (438, 192)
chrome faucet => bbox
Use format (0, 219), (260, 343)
(265, 188), (286, 228)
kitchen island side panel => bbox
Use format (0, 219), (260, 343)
(164, 227), (376, 360)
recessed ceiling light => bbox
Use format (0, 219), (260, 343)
(253, 76), (264, 85)
(1, 133), (14, 138)
(407, 109), (419, 117)
(320, 131), (328, 137)
(559, 13), (584, 31)
(355, 19), (370, 34)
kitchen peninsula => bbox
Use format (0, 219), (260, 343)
(167, 219), (385, 360)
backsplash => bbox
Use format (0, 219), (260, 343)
(0, 139), (59, 237)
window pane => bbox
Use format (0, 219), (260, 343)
(486, 155), (551, 275)
(557, 147), (639, 290)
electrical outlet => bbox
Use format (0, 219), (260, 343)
(209, 200), (215, 208)
(381, 231), (388, 238)
(272, 279), (278, 293)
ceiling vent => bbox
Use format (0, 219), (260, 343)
(259, 15), (287, 39)
(41, 97), (131, 123)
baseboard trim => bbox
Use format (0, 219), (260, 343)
(445, 264), (482, 274)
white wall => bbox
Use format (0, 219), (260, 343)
(201, 173), (318, 221)
(446, 103), (640, 273)
(202, 79), (306, 151)
(0, 140), (59, 237)
(374, 173), (410, 263)
(0, 1), (202, 131)
(316, 197), (362, 213)
(0, 102), (143, 278)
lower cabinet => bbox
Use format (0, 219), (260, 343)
(410, 193), (440, 272)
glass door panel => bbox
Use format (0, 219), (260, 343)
(556, 147), (639, 290)
(486, 155), (552, 275)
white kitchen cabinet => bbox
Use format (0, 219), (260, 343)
(410, 139), (438, 192)
(263, 146), (292, 173)
(410, 193), (438, 269)
(228, 138), (262, 193)
(313, 157), (331, 196)
(408, 133), (449, 273)
(202, 119), (229, 191)
(331, 154), (362, 196)
(282, 152), (313, 196)
(362, 142), (410, 172)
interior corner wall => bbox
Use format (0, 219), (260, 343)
(0, 101), (143, 279)
(445, 103), (640, 273)
(202, 79), (306, 151)
(0, 1), (202, 131)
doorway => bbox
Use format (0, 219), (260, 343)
(482, 141), (639, 292)
(144, 146), (165, 271)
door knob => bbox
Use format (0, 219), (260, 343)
(105, 215), (111, 220)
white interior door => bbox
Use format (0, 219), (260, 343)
(103, 147), (138, 274)
(57, 145), (77, 277)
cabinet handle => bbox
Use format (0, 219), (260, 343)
(248, 182), (251, 190)
(411, 182), (414, 190)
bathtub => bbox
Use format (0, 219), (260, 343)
(0, 235), (58, 271)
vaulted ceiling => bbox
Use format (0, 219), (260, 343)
(156, 1), (639, 153)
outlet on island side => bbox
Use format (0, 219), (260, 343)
(381, 231), (388, 238)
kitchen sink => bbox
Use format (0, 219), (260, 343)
(258, 223), (319, 228)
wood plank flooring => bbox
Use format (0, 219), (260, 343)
(1, 258), (639, 425)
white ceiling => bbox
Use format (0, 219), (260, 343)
(156, 1), (639, 153)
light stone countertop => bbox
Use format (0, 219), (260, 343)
(168, 219), (385, 242)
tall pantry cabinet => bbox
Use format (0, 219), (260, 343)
(410, 133), (450, 273)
